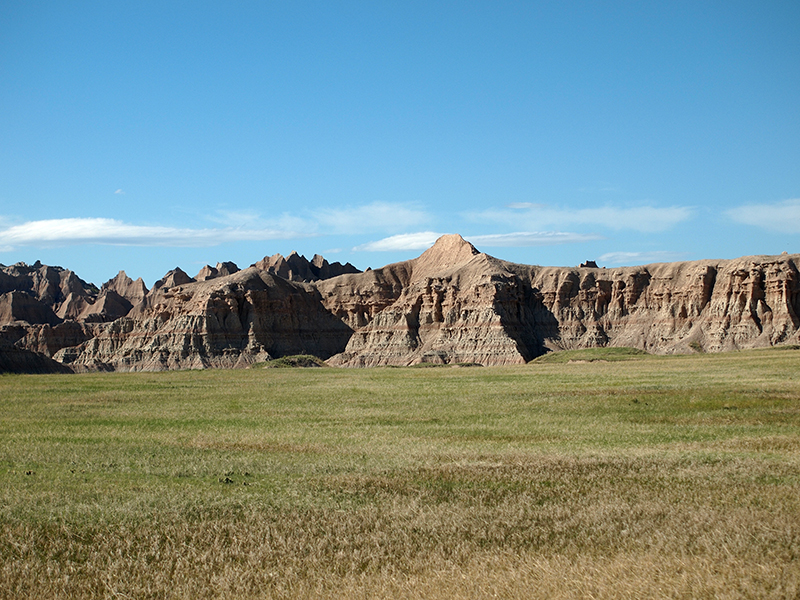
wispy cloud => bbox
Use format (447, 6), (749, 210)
(0, 200), (435, 251)
(467, 204), (693, 233)
(726, 198), (800, 233)
(505, 202), (547, 210)
(0, 218), (307, 248)
(467, 231), (602, 247)
(316, 201), (431, 234)
(210, 201), (432, 236)
(356, 230), (602, 252)
(598, 250), (688, 266)
(354, 231), (444, 252)
(114, 189), (125, 195)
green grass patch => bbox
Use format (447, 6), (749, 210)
(1, 348), (799, 598)
(530, 346), (648, 363)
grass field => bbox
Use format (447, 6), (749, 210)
(1, 348), (799, 599)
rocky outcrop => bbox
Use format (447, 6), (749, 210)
(102, 271), (149, 305)
(0, 261), (97, 318)
(522, 255), (800, 354)
(195, 261), (240, 282)
(321, 236), (800, 366)
(79, 290), (133, 323)
(2, 237), (799, 372)
(324, 236), (539, 366)
(55, 268), (353, 372)
(152, 267), (195, 291)
(0, 291), (62, 326)
(0, 337), (73, 374)
(253, 252), (361, 282)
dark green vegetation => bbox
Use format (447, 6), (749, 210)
(257, 354), (328, 368)
(530, 346), (648, 363)
(1, 349), (799, 598)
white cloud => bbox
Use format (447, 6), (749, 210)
(506, 202), (547, 209)
(356, 230), (601, 252)
(598, 250), (688, 266)
(467, 204), (693, 233)
(114, 189), (125, 195)
(354, 232), (444, 251)
(467, 231), (602, 247)
(0, 218), (307, 248)
(316, 201), (431, 234)
(726, 198), (800, 233)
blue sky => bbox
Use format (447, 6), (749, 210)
(1, 1), (798, 286)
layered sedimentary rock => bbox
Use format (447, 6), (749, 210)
(54, 268), (353, 372)
(323, 236), (542, 366)
(523, 254), (800, 354)
(2, 237), (799, 371)
(0, 291), (62, 327)
(322, 237), (800, 366)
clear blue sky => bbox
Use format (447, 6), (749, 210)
(1, 1), (798, 286)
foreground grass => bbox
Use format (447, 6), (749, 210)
(1, 349), (799, 598)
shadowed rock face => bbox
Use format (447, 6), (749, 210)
(0, 336), (73, 374)
(2, 236), (800, 371)
(0, 291), (62, 327)
(0, 262), (97, 319)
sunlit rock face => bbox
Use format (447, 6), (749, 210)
(54, 268), (354, 372)
(2, 238), (800, 372)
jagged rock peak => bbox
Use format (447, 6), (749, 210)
(252, 251), (361, 282)
(216, 261), (239, 276)
(153, 267), (195, 290)
(195, 261), (241, 282)
(412, 234), (480, 278)
(311, 254), (326, 269)
(102, 270), (149, 304)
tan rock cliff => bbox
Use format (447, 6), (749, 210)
(2, 237), (799, 371)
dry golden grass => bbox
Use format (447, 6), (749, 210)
(1, 348), (799, 598)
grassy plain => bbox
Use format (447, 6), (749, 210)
(1, 348), (799, 599)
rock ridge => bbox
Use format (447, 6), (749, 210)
(2, 237), (799, 371)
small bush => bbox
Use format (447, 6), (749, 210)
(261, 354), (328, 368)
(530, 347), (648, 364)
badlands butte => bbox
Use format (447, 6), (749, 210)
(1, 234), (799, 373)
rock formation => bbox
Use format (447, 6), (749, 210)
(320, 236), (800, 366)
(321, 236), (540, 366)
(195, 261), (240, 282)
(0, 261), (97, 318)
(253, 251), (361, 282)
(152, 267), (195, 290)
(54, 268), (353, 372)
(1, 237), (799, 372)
(0, 336), (73, 374)
(101, 271), (149, 305)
